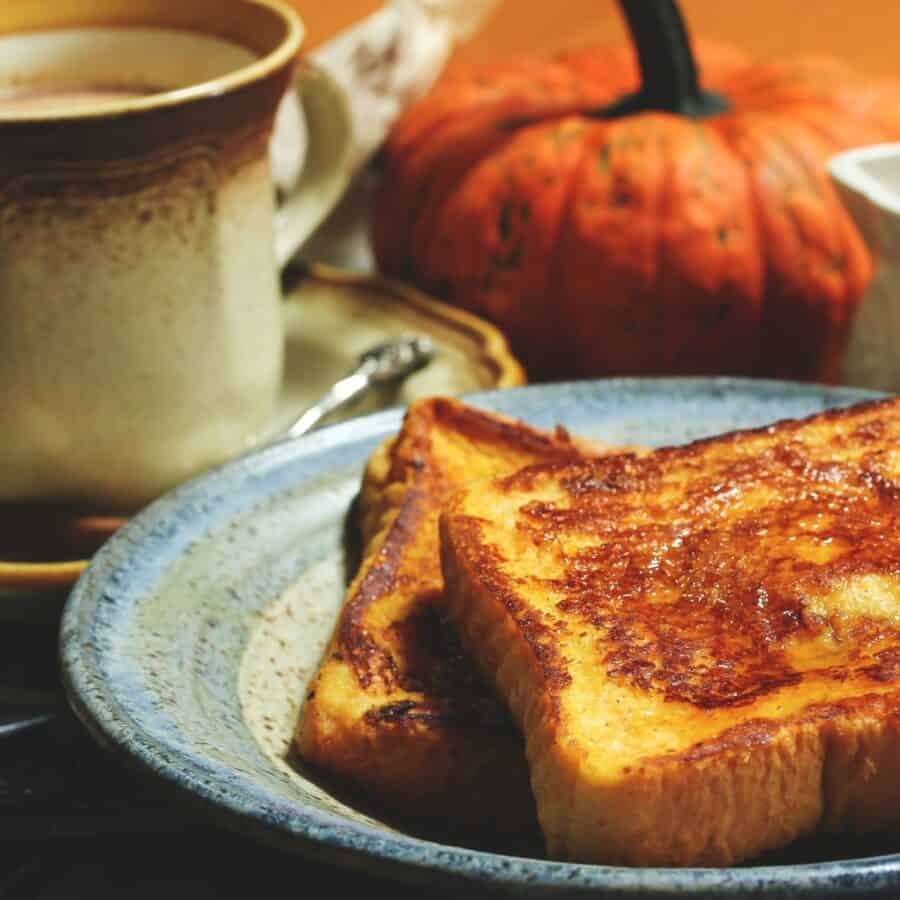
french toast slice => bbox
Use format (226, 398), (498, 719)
(440, 396), (900, 866)
(294, 396), (618, 835)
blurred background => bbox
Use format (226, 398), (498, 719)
(301, 0), (898, 75)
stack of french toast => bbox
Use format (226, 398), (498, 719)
(294, 395), (900, 867)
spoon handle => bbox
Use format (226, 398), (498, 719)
(276, 368), (372, 443)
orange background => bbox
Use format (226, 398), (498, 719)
(296, 1), (896, 78)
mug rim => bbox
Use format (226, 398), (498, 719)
(0, 0), (304, 124)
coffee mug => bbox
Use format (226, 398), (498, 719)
(0, 0), (352, 511)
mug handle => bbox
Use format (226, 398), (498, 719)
(273, 61), (354, 270)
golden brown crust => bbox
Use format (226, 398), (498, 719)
(440, 396), (900, 865)
(491, 397), (900, 711)
(357, 434), (399, 548)
(294, 396), (621, 834)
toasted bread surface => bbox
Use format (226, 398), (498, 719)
(295, 397), (616, 834)
(440, 397), (900, 866)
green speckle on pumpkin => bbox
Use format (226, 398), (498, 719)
(498, 200), (515, 240)
(698, 301), (732, 327)
(493, 240), (523, 273)
(497, 197), (531, 243)
(597, 145), (611, 172)
(550, 125), (584, 149)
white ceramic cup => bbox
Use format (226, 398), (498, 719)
(0, 0), (352, 511)
(830, 143), (900, 394)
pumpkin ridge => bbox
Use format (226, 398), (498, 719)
(553, 115), (671, 376)
(386, 60), (583, 159)
(779, 101), (898, 162)
(765, 124), (862, 299)
(376, 111), (521, 279)
(540, 122), (611, 379)
(650, 118), (669, 359)
(407, 121), (518, 276)
(721, 116), (865, 380)
(421, 117), (593, 378)
(505, 120), (597, 375)
(654, 117), (762, 373)
(769, 123), (866, 378)
(376, 65), (603, 276)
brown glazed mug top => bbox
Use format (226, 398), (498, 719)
(0, 0), (303, 162)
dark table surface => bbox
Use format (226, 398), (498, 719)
(0, 616), (462, 900)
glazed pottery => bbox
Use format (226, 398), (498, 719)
(0, 0), (352, 510)
(830, 143), (900, 394)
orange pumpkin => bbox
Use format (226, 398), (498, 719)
(373, 1), (900, 382)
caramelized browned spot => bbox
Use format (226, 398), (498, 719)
(339, 396), (591, 691)
(340, 599), (518, 730)
(389, 607), (493, 695)
(339, 490), (430, 688)
(364, 694), (517, 731)
(512, 399), (900, 708)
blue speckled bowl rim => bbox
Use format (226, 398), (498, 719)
(60, 377), (900, 896)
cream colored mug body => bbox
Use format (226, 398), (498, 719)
(0, 0), (351, 510)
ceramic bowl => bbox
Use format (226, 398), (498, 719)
(61, 378), (900, 897)
(830, 143), (900, 394)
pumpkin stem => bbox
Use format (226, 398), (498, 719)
(603, 0), (729, 119)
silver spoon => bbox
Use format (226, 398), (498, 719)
(273, 335), (435, 443)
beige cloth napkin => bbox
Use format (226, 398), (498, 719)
(270, 0), (500, 269)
